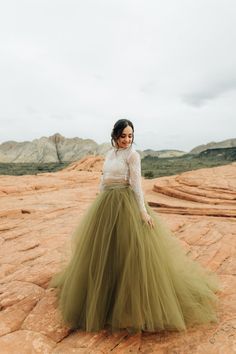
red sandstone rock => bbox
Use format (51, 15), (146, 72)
(0, 158), (235, 353)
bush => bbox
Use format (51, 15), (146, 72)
(144, 170), (154, 179)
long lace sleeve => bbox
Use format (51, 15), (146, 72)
(99, 173), (104, 192)
(128, 151), (148, 214)
(99, 150), (111, 193)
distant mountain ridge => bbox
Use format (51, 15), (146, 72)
(0, 133), (110, 163)
(0, 133), (235, 163)
(190, 138), (236, 154)
(139, 149), (185, 158)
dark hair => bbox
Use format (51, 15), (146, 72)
(111, 119), (134, 147)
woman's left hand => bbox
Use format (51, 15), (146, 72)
(141, 211), (154, 229)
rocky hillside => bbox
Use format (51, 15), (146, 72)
(190, 138), (236, 154)
(140, 149), (186, 158)
(0, 133), (187, 163)
(0, 133), (111, 163)
(0, 133), (235, 163)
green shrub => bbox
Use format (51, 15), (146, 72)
(144, 170), (154, 179)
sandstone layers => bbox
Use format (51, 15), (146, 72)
(0, 157), (235, 353)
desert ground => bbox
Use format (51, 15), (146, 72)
(0, 156), (235, 353)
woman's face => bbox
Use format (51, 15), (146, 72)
(115, 125), (133, 148)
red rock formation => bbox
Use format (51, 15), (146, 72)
(144, 163), (236, 218)
(0, 158), (235, 353)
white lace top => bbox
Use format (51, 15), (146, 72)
(99, 144), (148, 214)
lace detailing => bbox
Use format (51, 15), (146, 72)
(127, 151), (148, 214)
(99, 145), (148, 214)
(99, 174), (105, 192)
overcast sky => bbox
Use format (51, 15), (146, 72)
(0, 0), (235, 152)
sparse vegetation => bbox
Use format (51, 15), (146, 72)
(141, 147), (236, 178)
(144, 170), (154, 179)
(0, 147), (235, 177)
(0, 162), (71, 176)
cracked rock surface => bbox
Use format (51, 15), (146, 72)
(0, 158), (235, 353)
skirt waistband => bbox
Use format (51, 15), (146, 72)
(103, 182), (130, 190)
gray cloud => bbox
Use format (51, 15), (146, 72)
(182, 78), (236, 107)
(0, 0), (235, 151)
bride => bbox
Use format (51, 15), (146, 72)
(48, 118), (220, 334)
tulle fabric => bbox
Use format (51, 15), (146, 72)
(48, 183), (221, 334)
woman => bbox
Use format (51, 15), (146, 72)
(48, 119), (220, 334)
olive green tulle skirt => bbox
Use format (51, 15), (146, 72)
(48, 183), (221, 334)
